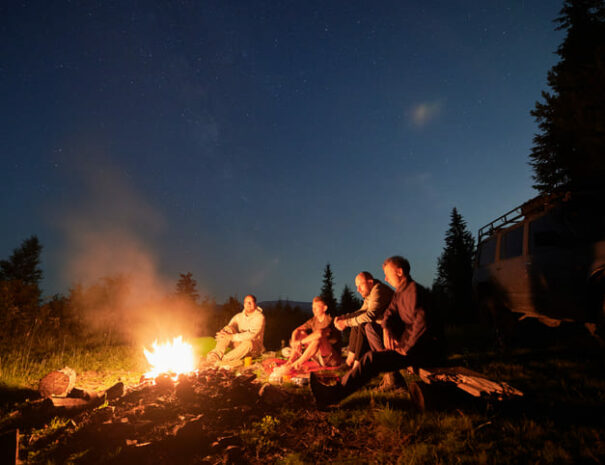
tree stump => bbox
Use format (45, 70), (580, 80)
(38, 367), (76, 398)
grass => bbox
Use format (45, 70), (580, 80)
(1, 324), (604, 464)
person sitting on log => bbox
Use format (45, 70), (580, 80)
(285, 296), (342, 370)
(205, 294), (265, 364)
(310, 256), (445, 407)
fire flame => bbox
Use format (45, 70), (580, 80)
(143, 336), (196, 379)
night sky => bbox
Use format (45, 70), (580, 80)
(1, 1), (563, 303)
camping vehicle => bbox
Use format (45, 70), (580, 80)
(472, 190), (605, 334)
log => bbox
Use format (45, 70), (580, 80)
(38, 367), (76, 398)
(0, 429), (18, 465)
(49, 395), (105, 409)
(414, 366), (523, 400)
(105, 382), (124, 400)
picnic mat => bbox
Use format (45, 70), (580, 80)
(261, 357), (341, 379)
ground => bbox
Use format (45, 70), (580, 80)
(1, 323), (604, 464)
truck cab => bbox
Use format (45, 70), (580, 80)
(473, 190), (605, 332)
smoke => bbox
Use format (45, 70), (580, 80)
(56, 150), (206, 345)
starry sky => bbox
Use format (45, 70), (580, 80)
(1, 0), (564, 304)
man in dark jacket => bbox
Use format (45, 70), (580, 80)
(311, 256), (444, 407)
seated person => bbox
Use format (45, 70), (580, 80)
(206, 294), (265, 363)
(334, 271), (393, 369)
(310, 256), (445, 408)
(285, 296), (342, 370)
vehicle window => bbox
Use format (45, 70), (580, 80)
(500, 226), (523, 259)
(529, 212), (566, 252)
(478, 237), (497, 266)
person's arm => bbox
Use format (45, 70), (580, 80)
(381, 292), (401, 349)
(398, 287), (427, 354)
(232, 313), (265, 342)
(290, 320), (311, 347)
(217, 314), (239, 336)
(349, 283), (393, 326)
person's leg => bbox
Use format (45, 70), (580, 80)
(222, 340), (253, 362)
(292, 340), (320, 369)
(347, 326), (369, 364)
(310, 350), (410, 406)
(318, 336), (343, 367)
(364, 322), (405, 389)
(287, 332), (305, 363)
(365, 322), (385, 351)
(345, 326), (359, 366)
(207, 334), (231, 361)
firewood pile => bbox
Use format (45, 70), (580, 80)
(1, 368), (302, 465)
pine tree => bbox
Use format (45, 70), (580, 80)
(529, 0), (605, 193)
(339, 284), (362, 316)
(434, 208), (476, 324)
(0, 235), (43, 286)
(0, 236), (44, 334)
(175, 272), (199, 303)
(320, 263), (338, 316)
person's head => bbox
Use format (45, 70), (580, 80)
(243, 294), (257, 314)
(382, 256), (410, 288)
(354, 271), (375, 298)
(312, 296), (328, 317)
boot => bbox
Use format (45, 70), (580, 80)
(310, 372), (346, 408)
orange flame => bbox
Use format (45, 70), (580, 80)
(143, 336), (196, 379)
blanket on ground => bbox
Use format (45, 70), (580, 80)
(261, 357), (341, 379)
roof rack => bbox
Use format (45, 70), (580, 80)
(477, 206), (524, 244)
(477, 191), (567, 244)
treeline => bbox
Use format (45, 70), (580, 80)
(0, 207), (481, 357)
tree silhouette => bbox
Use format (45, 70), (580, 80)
(339, 284), (362, 315)
(434, 208), (476, 324)
(0, 235), (43, 287)
(0, 236), (44, 335)
(529, 0), (605, 193)
(175, 272), (200, 303)
(320, 263), (338, 316)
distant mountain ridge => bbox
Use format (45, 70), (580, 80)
(258, 300), (312, 313)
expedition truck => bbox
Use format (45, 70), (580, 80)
(472, 190), (605, 339)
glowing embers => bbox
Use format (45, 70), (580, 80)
(143, 336), (196, 380)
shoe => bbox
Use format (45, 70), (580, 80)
(309, 372), (345, 409)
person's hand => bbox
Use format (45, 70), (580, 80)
(383, 329), (399, 351)
(334, 318), (346, 331)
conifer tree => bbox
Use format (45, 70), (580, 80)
(339, 284), (362, 316)
(320, 263), (338, 316)
(0, 235), (43, 287)
(175, 272), (199, 303)
(434, 208), (476, 323)
(529, 0), (605, 192)
(0, 236), (44, 334)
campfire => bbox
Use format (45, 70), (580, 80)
(143, 336), (197, 380)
